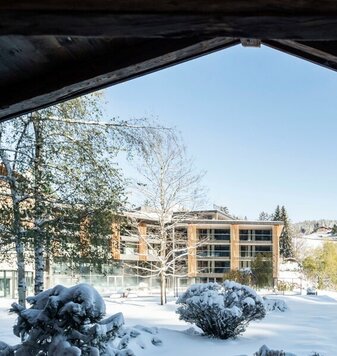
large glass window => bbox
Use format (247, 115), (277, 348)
(197, 260), (210, 273)
(213, 245), (230, 257)
(197, 260), (231, 274)
(240, 245), (272, 258)
(197, 245), (230, 258)
(214, 261), (230, 273)
(239, 229), (272, 241)
(121, 242), (138, 254)
(198, 229), (230, 241)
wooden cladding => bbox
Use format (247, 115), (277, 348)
(138, 223), (148, 262)
(187, 225), (197, 277)
(111, 222), (121, 260)
(230, 224), (240, 270)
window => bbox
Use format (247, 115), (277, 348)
(240, 229), (272, 241)
(255, 230), (272, 241)
(214, 261), (230, 273)
(213, 245), (230, 257)
(197, 245), (230, 258)
(121, 242), (138, 254)
(197, 228), (230, 241)
(214, 229), (230, 241)
(197, 260), (231, 274)
(197, 260), (210, 273)
(240, 260), (251, 269)
(240, 245), (272, 258)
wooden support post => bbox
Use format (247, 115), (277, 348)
(187, 225), (197, 278)
(111, 222), (121, 260)
(230, 224), (240, 270)
(138, 223), (148, 262)
(272, 224), (283, 281)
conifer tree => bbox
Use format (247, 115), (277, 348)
(279, 206), (293, 258)
(273, 205), (281, 221)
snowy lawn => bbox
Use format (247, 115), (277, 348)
(1, 292), (337, 355)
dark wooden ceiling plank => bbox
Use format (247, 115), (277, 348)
(276, 40), (337, 63)
(262, 40), (337, 72)
(0, 37), (239, 121)
(2, 1), (337, 15)
(2, 13), (337, 40)
(3, 1), (337, 121)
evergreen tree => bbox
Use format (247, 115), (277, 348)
(251, 253), (273, 288)
(273, 205), (281, 221)
(332, 224), (337, 235)
(279, 206), (293, 258)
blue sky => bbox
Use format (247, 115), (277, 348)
(105, 44), (337, 222)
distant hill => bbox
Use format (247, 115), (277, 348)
(292, 219), (337, 235)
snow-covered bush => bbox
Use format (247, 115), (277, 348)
(263, 298), (287, 312)
(176, 280), (266, 339)
(254, 344), (296, 356)
(0, 283), (161, 355)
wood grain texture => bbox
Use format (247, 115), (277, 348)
(2, 1), (337, 120)
(0, 37), (239, 120)
(1, 1), (337, 14)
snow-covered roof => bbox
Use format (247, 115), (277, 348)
(123, 208), (283, 226)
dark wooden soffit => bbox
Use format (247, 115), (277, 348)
(2, 1), (337, 121)
(0, 37), (239, 121)
(262, 40), (337, 72)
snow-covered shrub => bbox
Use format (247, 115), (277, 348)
(263, 298), (287, 312)
(1, 283), (161, 355)
(176, 280), (266, 339)
(254, 344), (296, 356)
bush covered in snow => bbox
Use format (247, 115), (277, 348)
(263, 298), (287, 312)
(176, 280), (266, 339)
(254, 344), (296, 356)
(0, 283), (161, 355)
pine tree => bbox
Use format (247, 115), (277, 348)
(251, 253), (273, 288)
(279, 206), (293, 258)
(273, 205), (281, 221)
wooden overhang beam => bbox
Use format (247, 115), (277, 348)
(2, 12), (337, 40)
(262, 40), (337, 72)
(0, 37), (239, 121)
(3, 1), (337, 40)
(3, 1), (337, 120)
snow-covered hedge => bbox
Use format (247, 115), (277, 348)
(263, 298), (287, 312)
(0, 284), (161, 355)
(176, 280), (266, 339)
(254, 344), (296, 356)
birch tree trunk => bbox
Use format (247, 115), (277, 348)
(160, 271), (166, 306)
(33, 117), (45, 294)
(14, 202), (26, 307)
(0, 128), (28, 307)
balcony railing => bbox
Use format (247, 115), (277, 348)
(197, 267), (231, 274)
(197, 251), (230, 258)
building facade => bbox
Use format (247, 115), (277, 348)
(112, 209), (283, 289)
(0, 208), (283, 297)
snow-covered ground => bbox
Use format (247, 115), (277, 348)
(1, 291), (337, 355)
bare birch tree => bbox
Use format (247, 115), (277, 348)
(125, 130), (205, 305)
(0, 119), (32, 306)
(0, 93), (157, 302)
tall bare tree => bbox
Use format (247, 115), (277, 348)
(125, 130), (205, 305)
